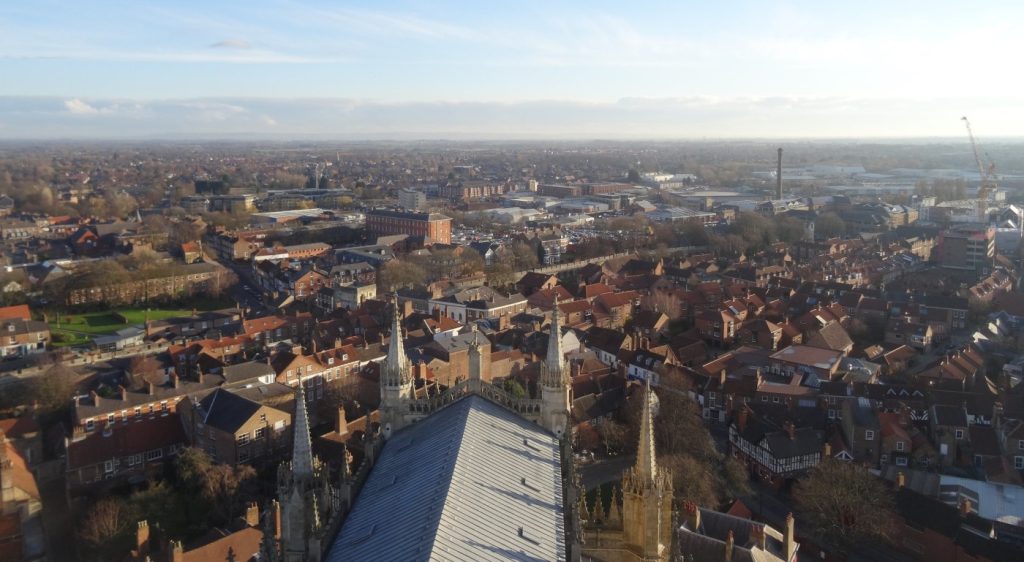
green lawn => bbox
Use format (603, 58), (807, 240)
(50, 309), (192, 334)
(48, 308), (195, 347)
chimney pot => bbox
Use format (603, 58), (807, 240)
(245, 502), (260, 527)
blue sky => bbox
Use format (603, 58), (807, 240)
(1, 0), (1022, 138)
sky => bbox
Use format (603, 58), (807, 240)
(1, 0), (1022, 139)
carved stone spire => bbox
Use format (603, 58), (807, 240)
(291, 384), (314, 480)
(621, 380), (673, 560)
(635, 379), (658, 481)
(540, 295), (571, 437)
(380, 294), (414, 437)
(382, 295), (411, 388)
(541, 296), (568, 389)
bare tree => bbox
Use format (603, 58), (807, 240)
(78, 497), (132, 547)
(795, 460), (895, 549)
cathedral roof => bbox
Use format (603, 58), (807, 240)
(327, 395), (566, 561)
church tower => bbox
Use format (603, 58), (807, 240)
(264, 384), (338, 562)
(380, 296), (414, 438)
(621, 382), (673, 561)
(540, 297), (572, 438)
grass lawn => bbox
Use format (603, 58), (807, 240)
(48, 308), (194, 346)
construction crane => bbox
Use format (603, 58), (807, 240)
(961, 116), (996, 222)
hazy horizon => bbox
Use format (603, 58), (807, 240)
(2, 1), (1022, 139)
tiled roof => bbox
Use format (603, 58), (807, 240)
(66, 414), (186, 471)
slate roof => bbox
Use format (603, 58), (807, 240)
(197, 389), (263, 433)
(328, 395), (565, 562)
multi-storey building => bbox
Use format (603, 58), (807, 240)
(365, 208), (452, 245)
(937, 224), (995, 272)
(398, 187), (427, 210)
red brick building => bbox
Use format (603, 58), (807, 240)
(366, 209), (452, 244)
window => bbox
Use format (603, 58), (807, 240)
(881, 454), (888, 464)
(238, 450), (250, 463)
(160, 401), (168, 415)
(828, 409), (837, 420)
(328, 357), (334, 365)
(238, 433), (250, 446)
(145, 449), (163, 461)
(1018, 439), (1023, 451)
(772, 396), (780, 403)
(896, 456), (908, 467)
(107, 413), (115, 425)
(1015, 456), (1024, 470)
(896, 441), (905, 452)
(761, 395), (768, 402)
(865, 430), (875, 441)
(104, 460), (115, 473)
(255, 427), (266, 440)
(134, 407), (141, 419)
(85, 419), (95, 432)
(955, 429), (964, 440)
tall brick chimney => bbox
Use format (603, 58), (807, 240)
(136, 520), (150, 556)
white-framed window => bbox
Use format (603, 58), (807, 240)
(104, 460), (114, 473)
(896, 456), (908, 467)
(828, 409), (837, 420)
(881, 454), (888, 464)
(1016, 456), (1024, 470)
(237, 433), (250, 446)
(85, 419), (95, 432)
(145, 449), (163, 461)
(238, 449), (250, 463)
(1018, 439), (1024, 450)
(896, 441), (905, 452)
(761, 395), (768, 402)
(255, 427), (266, 440)
(865, 430), (875, 441)
(107, 413), (115, 424)
(772, 396), (780, 403)
(955, 429), (964, 440)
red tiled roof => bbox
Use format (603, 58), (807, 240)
(66, 414), (186, 471)
(0, 305), (30, 321)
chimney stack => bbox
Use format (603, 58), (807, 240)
(119, 385), (128, 401)
(751, 523), (766, 551)
(822, 442), (831, 459)
(960, 498), (972, 516)
(171, 373), (179, 389)
(896, 471), (906, 490)
(724, 529), (734, 562)
(785, 421), (795, 440)
(147, 382), (155, 396)
(737, 407), (749, 432)
(136, 520), (150, 556)
(776, 148), (783, 200)
(336, 405), (348, 436)
(683, 500), (701, 530)
(245, 502), (259, 527)
(169, 540), (184, 562)
(784, 512), (797, 561)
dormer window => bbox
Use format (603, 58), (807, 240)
(328, 357), (335, 365)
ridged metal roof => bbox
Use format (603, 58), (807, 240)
(327, 395), (565, 562)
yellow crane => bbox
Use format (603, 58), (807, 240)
(961, 116), (996, 222)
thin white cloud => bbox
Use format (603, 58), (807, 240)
(64, 98), (99, 115)
(209, 39), (251, 50)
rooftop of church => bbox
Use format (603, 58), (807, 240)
(327, 394), (566, 562)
